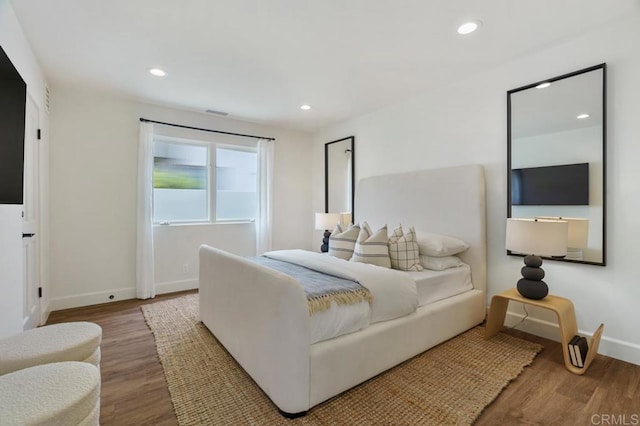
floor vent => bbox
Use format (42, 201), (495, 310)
(205, 109), (229, 116)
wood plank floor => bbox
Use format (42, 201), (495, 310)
(47, 291), (640, 425)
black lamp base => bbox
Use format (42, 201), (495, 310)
(320, 230), (331, 253)
(516, 255), (549, 300)
(517, 278), (548, 300)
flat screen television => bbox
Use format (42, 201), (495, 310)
(0, 45), (27, 204)
(511, 163), (589, 206)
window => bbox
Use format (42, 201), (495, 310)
(216, 147), (257, 221)
(152, 138), (257, 224)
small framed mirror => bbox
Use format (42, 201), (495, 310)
(507, 64), (606, 266)
(325, 136), (354, 219)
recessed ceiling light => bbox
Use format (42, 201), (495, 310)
(457, 20), (481, 35)
(148, 68), (167, 77)
(536, 82), (551, 89)
(577, 113), (590, 120)
(300, 104), (311, 110)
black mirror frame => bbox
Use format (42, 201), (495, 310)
(325, 136), (355, 220)
(507, 63), (606, 266)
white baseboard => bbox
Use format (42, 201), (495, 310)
(48, 287), (137, 313)
(155, 279), (198, 295)
(505, 311), (640, 366)
(46, 280), (198, 317)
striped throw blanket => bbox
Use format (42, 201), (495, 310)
(249, 256), (372, 315)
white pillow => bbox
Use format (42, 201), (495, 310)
(350, 222), (391, 268)
(420, 255), (464, 271)
(328, 223), (361, 260)
(388, 226), (423, 272)
(415, 232), (469, 257)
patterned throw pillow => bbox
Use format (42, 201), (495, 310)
(350, 222), (391, 268)
(388, 226), (424, 271)
(328, 223), (361, 260)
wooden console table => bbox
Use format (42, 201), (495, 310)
(485, 288), (604, 374)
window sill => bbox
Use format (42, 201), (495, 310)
(153, 221), (254, 228)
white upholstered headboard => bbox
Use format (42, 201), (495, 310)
(355, 164), (487, 294)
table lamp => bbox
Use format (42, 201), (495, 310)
(315, 212), (341, 253)
(505, 218), (568, 299)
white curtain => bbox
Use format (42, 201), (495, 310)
(136, 122), (156, 299)
(256, 139), (274, 255)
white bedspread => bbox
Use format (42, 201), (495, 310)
(264, 249), (418, 324)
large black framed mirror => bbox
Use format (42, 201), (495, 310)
(507, 63), (606, 266)
(325, 136), (355, 219)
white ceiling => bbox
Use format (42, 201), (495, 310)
(10, 0), (640, 132)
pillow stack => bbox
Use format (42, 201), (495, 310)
(326, 221), (469, 272)
(415, 231), (469, 271)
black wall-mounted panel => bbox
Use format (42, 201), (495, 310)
(0, 45), (27, 204)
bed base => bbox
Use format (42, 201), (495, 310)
(199, 245), (484, 414)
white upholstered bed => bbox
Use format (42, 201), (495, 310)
(199, 164), (487, 416)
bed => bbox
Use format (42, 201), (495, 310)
(199, 164), (487, 416)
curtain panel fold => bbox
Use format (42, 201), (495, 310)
(256, 139), (274, 255)
(136, 122), (155, 299)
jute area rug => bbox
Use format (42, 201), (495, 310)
(142, 294), (542, 425)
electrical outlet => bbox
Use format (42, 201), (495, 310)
(182, 264), (189, 275)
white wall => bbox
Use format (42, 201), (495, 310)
(0, 1), (46, 111)
(153, 223), (256, 294)
(313, 15), (640, 365)
(0, 206), (23, 337)
(0, 0), (50, 336)
(48, 87), (313, 312)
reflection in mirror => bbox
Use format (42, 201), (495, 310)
(508, 64), (606, 265)
(325, 136), (354, 220)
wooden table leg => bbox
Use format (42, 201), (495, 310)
(485, 295), (510, 339)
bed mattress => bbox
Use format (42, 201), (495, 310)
(310, 264), (473, 344)
(407, 264), (473, 307)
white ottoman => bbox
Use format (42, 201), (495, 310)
(0, 361), (100, 425)
(0, 322), (102, 376)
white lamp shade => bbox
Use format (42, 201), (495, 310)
(315, 212), (341, 230)
(535, 216), (589, 248)
(506, 218), (568, 256)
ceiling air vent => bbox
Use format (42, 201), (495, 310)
(205, 109), (229, 116)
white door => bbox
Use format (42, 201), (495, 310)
(22, 95), (40, 330)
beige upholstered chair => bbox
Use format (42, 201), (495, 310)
(0, 362), (101, 425)
(0, 322), (102, 425)
(0, 321), (102, 375)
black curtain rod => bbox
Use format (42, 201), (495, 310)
(139, 118), (275, 141)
